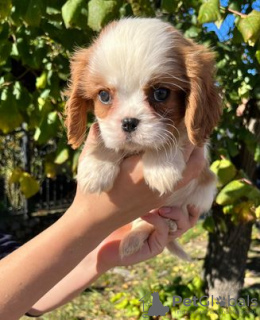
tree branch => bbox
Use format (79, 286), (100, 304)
(228, 8), (247, 18)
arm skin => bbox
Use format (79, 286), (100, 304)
(28, 206), (200, 316)
(0, 125), (205, 320)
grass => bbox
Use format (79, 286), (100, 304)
(21, 221), (260, 320)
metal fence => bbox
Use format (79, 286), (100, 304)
(0, 128), (75, 217)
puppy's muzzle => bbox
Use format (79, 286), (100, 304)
(121, 118), (140, 133)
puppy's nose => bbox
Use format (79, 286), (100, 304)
(121, 118), (140, 133)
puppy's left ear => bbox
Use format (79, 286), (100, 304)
(65, 48), (93, 149)
(184, 44), (222, 146)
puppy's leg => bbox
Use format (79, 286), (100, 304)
(120, 217), (178, 258)
(119, 218), (154, 258)
(142, 147), (185, 195)
(77, 143), (122, 194)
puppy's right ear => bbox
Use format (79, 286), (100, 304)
(65, 48), (92, 149)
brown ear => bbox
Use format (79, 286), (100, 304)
(183, 44), (222, 146)
(65, 48), (93, 149)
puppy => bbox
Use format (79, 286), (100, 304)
(65, 18), (221, 259)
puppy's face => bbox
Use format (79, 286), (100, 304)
(65, 18), (221, 151)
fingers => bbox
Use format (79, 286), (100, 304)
(158, 205), (200, 239)
(142, 213), (170, 255)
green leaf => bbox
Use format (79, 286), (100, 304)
(203, 216), (215, 233)
(34, 111), (59, 144)
(220, 313), (232, 320)
(44, 161), (57, 179)
(72, 149), (81, 175)
(254, 144), (260, 162)
(184, 26), (200, 38)
(233, 201), (256, 223)
(216, 180), (253, 206)
(36, 72), (48, 89)
(161, 0), (178, 14)
(115, 297), (129, 309)
(54, 148), (69, 164)
(62, 0), (87, 29)
(228, 2), (240, 12)
(210, 159), (237, 188)
(9, 168), (23, 184)
(119, 3), (133, 17)
(237, 10), (260, 46)
(0, 88), (23, 133)
(256, 206), (260, 219)
(19, 172), (40, 198)
(198, 0), (221, 24)
(88, 0), (122, 31)
(256, 48), (260, 64)
(0, 0), (11, 20)
(24, 0), (44, 27)
(0, 40), (12, 65)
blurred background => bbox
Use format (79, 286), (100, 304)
(0, 0), (259, 319)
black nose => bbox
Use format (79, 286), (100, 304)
(121, 118), (140, 133)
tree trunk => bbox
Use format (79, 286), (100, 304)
(203, 206), (253, 300)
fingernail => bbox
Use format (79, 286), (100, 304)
(159, 207), (173, 214)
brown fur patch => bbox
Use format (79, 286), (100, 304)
(65, 21), (222, 149)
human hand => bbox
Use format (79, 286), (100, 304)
(95, 205), (200, 272)
(70, 124), (170, 232)
(70, 125), (205, 234)
(176, 144), (206, 190)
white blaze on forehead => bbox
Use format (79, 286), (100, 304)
(89, 18), (177, 91)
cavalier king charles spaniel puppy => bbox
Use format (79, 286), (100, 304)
(65, 18), (221, 259)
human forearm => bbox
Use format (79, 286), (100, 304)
(27, 245), (107, 316)
(0, 205), (112, 320)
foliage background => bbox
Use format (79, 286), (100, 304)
(0, 0), (260, 319)
(0, 0), (259, 210)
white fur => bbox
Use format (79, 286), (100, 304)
(76, 18), (217, 259)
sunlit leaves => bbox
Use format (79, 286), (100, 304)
(54, 147), (70, 164)
(34, 111), (60, 144)
(254, 144), (260, 163)
(62, 0), (87, 28)
(256, 49), (260, 64)
(198, 0), (221, 24)
(237, 10), (260, 46)
(0, 0), (259, 210)
(88, 0), (122, 31)
(216, 179), (260, 206)
(36, 72), (48, 89)
(210, 159), (237, 188)
(19, 172), (40, 198)
(9, 168), (40, 198)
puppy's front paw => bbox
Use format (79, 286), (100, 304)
(120, 221), (154, 258)
(142, 150), (185, 195)
(143, 166), (182, 195)
(120, 231), (149, 258)
(77, 157), (120, 194)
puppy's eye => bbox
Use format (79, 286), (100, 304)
(98, 90), (111, 104)
(153, 88), (170, 102)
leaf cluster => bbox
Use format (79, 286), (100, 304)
(0, 0), (259, 201)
